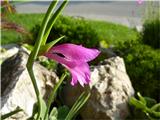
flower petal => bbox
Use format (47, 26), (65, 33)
(68, 62), (91, 86)
(45, 52), (77, 68)
(45, 51), (91, 86)
(45, 43), (100, 87)
(49, 43), (100, 62)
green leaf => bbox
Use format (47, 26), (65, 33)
(65, 91), (91, 120)
(26, 0), (68, 119)
(38, 36), (65, 55)
(44, 73), (67, 120)
(39, 97), (48, 120)
(137, 92), (146, 105)
(144, 97), (157, 108)
(146, 107), (160, 118)
(49, 116), (57, 120)
(42, 0), (68, 45)
(22, 44), (34, 52)
(129, 97), (146, 110)
(57, 106), (70, 120)
(151, 103), (160, 111)
(1, 107), (22, 120)
(49, 107), (58, 120)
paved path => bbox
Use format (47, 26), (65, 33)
(15, 1), (147, 27)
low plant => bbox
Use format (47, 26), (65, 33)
(115, 40), (160, 101)
(31, 16), (100, 48)
(129, 92), (160, 119)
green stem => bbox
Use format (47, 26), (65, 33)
(44, 73), (67, 119)
(26, 1), (59, 119)
(146, 107), (160, 117)
(1, 107), (22, 120)
(27, 0), (59, 65)
(151, 103), (160, 111)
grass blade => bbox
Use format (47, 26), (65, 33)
(1, 107), (22, 120)
(65, 91), (90, 120)
(44, 72), (67, 119)
(42, 0), (68, 45)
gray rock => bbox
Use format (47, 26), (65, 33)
(0, 44), (20, 63)
(1, 50), (59, 120)
(62, 56), (134, 120)
(0, 44), (31, 63)
(99, 47), (117, 58)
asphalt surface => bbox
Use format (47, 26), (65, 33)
(15, 1), (148, 27)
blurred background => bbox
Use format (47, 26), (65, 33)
(15, 1), (145, 27)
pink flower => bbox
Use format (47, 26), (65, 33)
(137, 0), (143, 5)
(45, 43), (100, 87)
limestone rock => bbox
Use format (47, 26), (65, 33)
(1, 50), (59, 120)
(62, 56), (134, 120)
(0, 44), (20, 63)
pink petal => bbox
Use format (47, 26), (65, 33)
(45, 43), (100, 87)
(49, 43), (100, 62)
(45, 51), (91, 86)
(69, 63), (91, 86)
(45, 52), (77, 68)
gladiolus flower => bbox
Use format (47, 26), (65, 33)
(45, 43), (100, 87)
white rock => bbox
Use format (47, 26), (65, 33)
(62, 56), (134, 120)
(1, 50), (59, 120)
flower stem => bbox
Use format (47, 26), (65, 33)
(26, 1), (59, 119)
(44, 72), (67, 119)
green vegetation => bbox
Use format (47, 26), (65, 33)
(88, 19), (139, 45)
(4, 14), (44, 30)
(128, 92), (160, 119)
(1, 30), (24, 45)
(32, 16), (100, 48)
(141, 1), (160, 49)
(32, 15), (139, 48)
(115, 40), (160, 101)
(1, 14), (44, 45)
(142, 19), (160, 49)
(2, 12), (159, 107)
(1, 14), (138, 46)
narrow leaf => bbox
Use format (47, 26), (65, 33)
(39, 97), (47, 119)
(146, 107), (160, 118)
(42, 0), (68, 45)
(49, 107), (58, 120)
(38, 36), (65, 55)
(1, 107), (22, 120)
(137, 92), (146, 105)
(129, 97), (146, 110)
(22, 44), (34, 52)
(65, 91), (90, 120)
(151, 103), (160, 111)
(144, 97), (157, 108)
(44, 72), (67, 120)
